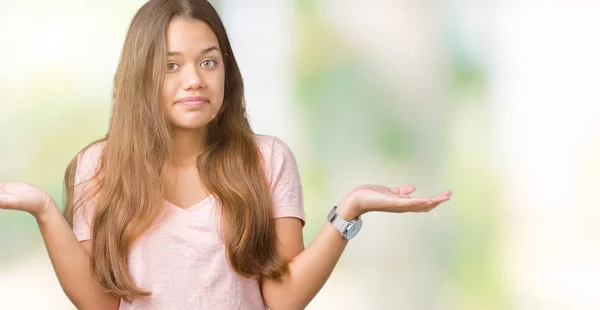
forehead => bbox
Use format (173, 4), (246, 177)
(166, 16), (220, 53)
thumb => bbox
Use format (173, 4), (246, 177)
(393, 184), (416, 195)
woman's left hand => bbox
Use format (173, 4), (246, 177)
(337, 184), (452, 218)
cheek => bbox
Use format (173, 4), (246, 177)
(161, 79), (178, 107)
(214, 71), (226, 101)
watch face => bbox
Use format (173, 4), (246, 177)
(345, 220), (362, 240)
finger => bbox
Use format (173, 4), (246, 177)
(431, 191), (452, 202)
(417, 192), (452, 212)
(371, 190), (451, 213)
(390, 185), (416, 196)
(397, 189), (451, 202)
(412, 201), (444, 213)
(401, 193), (450, 210)
(409, 197), (443, 205)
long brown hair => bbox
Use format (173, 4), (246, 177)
(63, 0), (286, 300)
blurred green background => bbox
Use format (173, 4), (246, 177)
(1, 1), (599, 309)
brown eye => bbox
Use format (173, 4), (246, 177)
(167, 63), (179, 71)
(201, 60), (216, 69)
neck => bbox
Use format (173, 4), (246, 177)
(169, 127), (207, 167)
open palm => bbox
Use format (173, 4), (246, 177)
(0, 181), (54, 216)
(343, 184), (452, 215)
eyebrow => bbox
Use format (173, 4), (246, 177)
(167, 46), (220, 56)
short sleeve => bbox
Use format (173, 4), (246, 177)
(267, 137), (305, 226)
(72, 142), (104, 241)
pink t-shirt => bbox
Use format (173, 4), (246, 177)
(72, 134), (305, 310)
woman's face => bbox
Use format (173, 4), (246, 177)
(161, 16), (225, 130)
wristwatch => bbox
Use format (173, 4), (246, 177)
(327, 206), (363, 240)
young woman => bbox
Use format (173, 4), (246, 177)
(0, 1), (452, 309)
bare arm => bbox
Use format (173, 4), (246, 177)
(261, 185), (452, 310)
(0, 181), (119, 310)
(36, 202), (119, 310)
(261, 216), (348, 310)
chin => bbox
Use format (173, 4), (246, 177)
(172, 122), (211, 130)
(168, 114), (215, 130)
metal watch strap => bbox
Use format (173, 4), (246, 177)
(327, 206), (349, 234)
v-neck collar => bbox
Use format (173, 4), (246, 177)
(163, 194), (215, 211)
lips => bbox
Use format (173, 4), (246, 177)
(175, 96), (209, 108)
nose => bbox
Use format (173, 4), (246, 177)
(181, 65), (206, 90)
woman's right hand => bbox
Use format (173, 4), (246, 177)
(0, 181), (56, 218)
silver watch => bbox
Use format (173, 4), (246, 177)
(327, 206), (362, 240)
